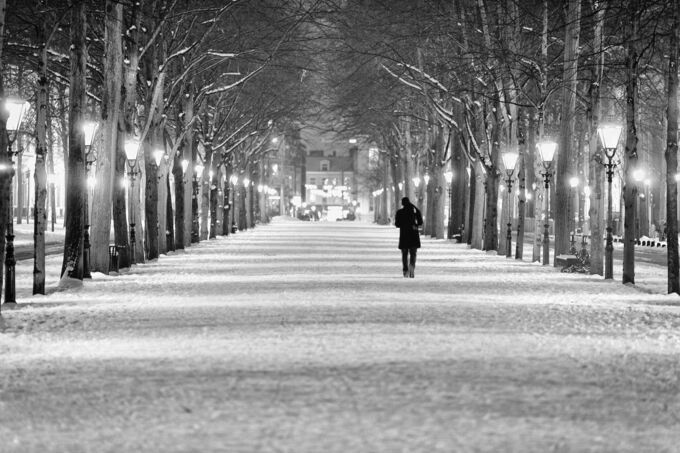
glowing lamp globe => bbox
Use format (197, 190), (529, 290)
(501, 151), (519, 175)
(597, 124), (622, 159)
(152, 149), (164, 166)
(536, 141), (557, 169)
(124, 140), (140, 164)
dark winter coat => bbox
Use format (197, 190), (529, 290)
(395, 203), (423, 249)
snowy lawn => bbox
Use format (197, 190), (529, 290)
(1, 218), (679, 452)
(13, 220), (65, 247)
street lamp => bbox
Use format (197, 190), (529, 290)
(568, 176), (579, 254)
(536, 140), (557, 266)
(597, 123), (622, 279)
(3, 98), (29, 304)
(124, 139), (140, 265)
(152, 148), (164, 168)
(501, 149), (519, 258)
(82, 121), (98, 279)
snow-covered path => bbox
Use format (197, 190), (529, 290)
(1, 219), (680, 452)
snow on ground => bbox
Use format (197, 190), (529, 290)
(1, 219), (680, 452)
(12, 220), (65, 247)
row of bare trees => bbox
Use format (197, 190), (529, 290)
(0, 0), (315, 303)
(323, 0), (680, 294)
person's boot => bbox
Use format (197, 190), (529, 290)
(403, 269), (409, 278)
(408, 263), (415, 278)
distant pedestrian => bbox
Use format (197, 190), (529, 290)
(395, 197), (423, 278)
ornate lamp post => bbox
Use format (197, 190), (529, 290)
(501, 149), (519, 258)
(597, 123), (622, 279)
(124, 139), (140, 265)
(536, 140), (557, 266)
(568, 176), (579, 254)
(82, 121), (98, 278)
(3, 98), (29, 304)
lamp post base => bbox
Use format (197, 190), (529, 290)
(4, 232), (16, 303)
(129, 223), (136, 265)
(605, 226), (614, 279)
(543, 225), (550, 266)
(506, 222), (512, 258)
(83, 224), (92, 278)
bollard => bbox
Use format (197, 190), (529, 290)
(108, 245), (119, 273)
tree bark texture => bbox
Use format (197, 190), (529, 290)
(157, 160), (168, 254)
(200, 147), (211, 240)
(165, 169), (174, 251)
(61, 0), (87, 279)
(222, 171), (230, 235)
(555, 0), (582, 262)
(91, 0), (123, 273)
(33, 19), (49, 294)
(588, 0), (605, 276)
(0, 0), (9, 305)
(209, 156), (218, 238)
(144, 139), (159, 260)
(172, 143), (185, 249)
(113, 128), (131, 268)
(666, 0), (679, 294)
(622, 2), (639, 285)
(183, 88), (194, 247)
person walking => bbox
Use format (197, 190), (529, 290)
(395, 197), (423, 278)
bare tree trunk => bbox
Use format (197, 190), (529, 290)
(622, 2), (640, 285)
(222, 168), (230, 235)
(471, 162), (485, 250)
(173, 140), (185, 249)
(91, 0), (122, 273)
(165, 168), (174, 251)
(33, 18), (49, 294)
(533, 0), (549, 263)
(245, 165), (252, 229)
(143, 139), (159, 260)
(257, 160), (267, 224)
(191, 171), (199, 242)
(200, 147), (211, 240)
(48, 98), (56, 233)
(667, 0), (679, 294)
(0, 0), (9, 305)
(112, 127), (130, 268)
(555, 0), (582, 262)
(157, 159), (168, 254)
(61, 0), (87, 279)
(184, 87), (194, 246)
(515, 142), (526, 259)
(209, 153), (218, 238)
(433, 125), (446, 239)
(588, 0), (605, 275)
